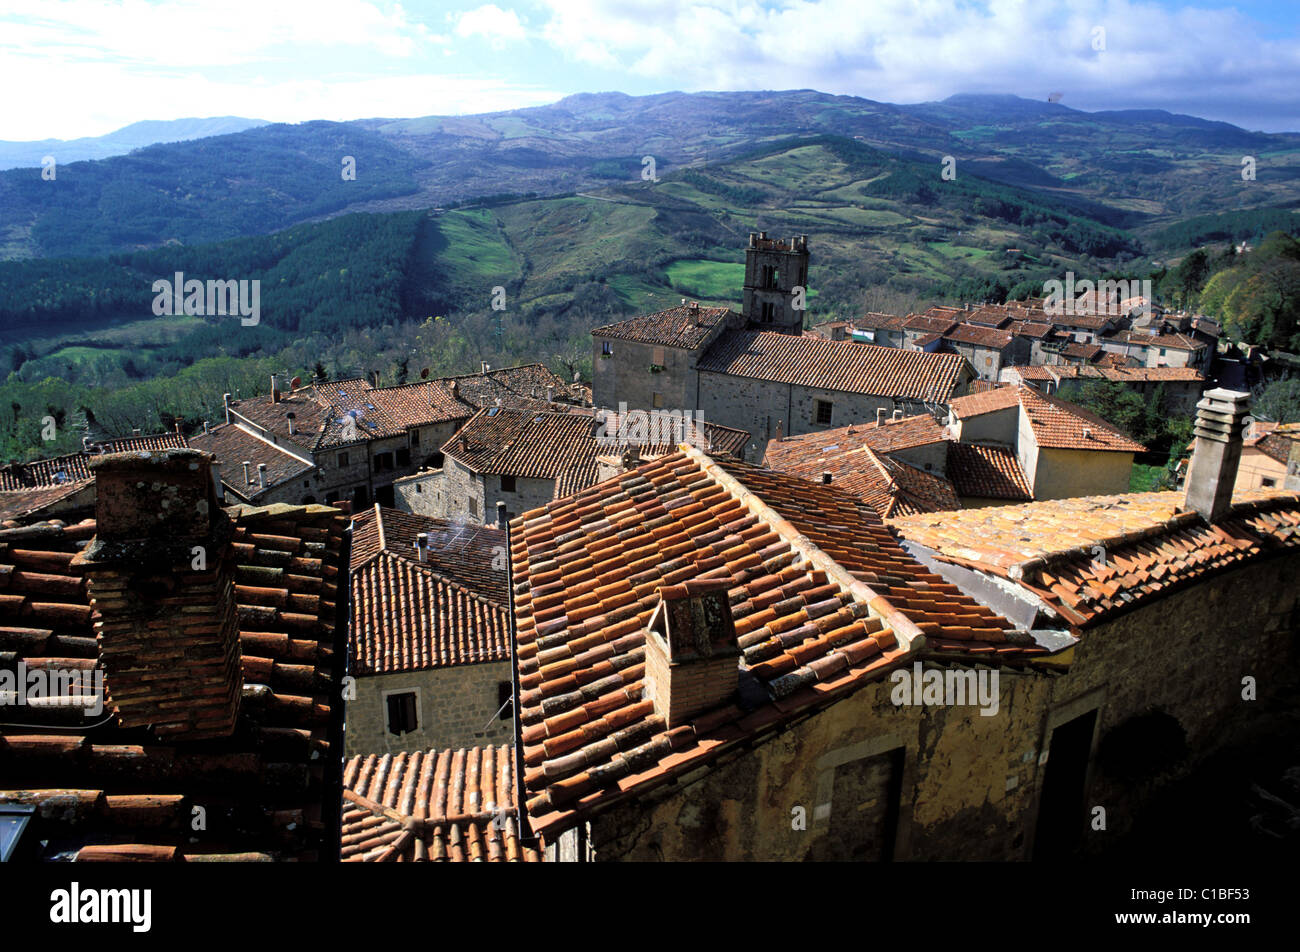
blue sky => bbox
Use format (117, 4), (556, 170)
(2, 0), (1297, 140)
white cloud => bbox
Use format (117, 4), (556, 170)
(0, 0), (444, 68)
(533, 0), (1300, 128)
(454, 4), (527, 49)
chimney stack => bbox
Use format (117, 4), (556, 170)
(242, 460), (252, 485)
(821, 471), (832, 484)
(257, 463), (267, 490)
(496, 501), (507, 529)
(286, 412), (297, 436)
(481, 361), (490, 374)
(892, 408), (904, 422)
(73, 449), (241, 740)
(223, 393), (232, 424)
(1183, 388), (1251, 523)
(644, 579), (740, 728)
(132, 428), (141, 437)
(416, 532), (429, 562)
(271, 373), (280, 403)
(546, 386), (554, 403)
(203, 421), (210, 435)
(876, 407), (886, 426)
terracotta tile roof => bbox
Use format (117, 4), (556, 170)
(891, 490), (1300, 628)
(854, 311), (910, 332)
(592, 304), (731, 349)
(0, 433), (187, 490)
(364, 382), (470, 427)
(1019, 386), (1146, 453)
(229, 389), (336, 451)
(0, 482), (93, 525)
(1105, 330), (1207, 351)
(341, 746), (541, 862)
(1061, 342), (1104, 361)
(1094, 351), (1137, 369)
(553, 459), (604, 500)
(1012, 365), (1205, 384)
(949, 386), (1022, 419)
(445, 409), (602, 479)
(905, 313), (960, 336)
(232, 365), (579, 454)
(350, 506), (508, 604)
(1008, 321), (1056, 339)
(943, 324), (1014, 349)
(510, 447), (1033, 836)
(764, 415), (949, 470)
(443, 407), (750, 482)
(440, 363), (586, 411)
(1245, 422), (1300, 464)
(963, 306), (1014, 329)
(351, 553), (509, 674)
(187, 423), (314, 501)
(699, 330), (970, 402)
(0, 502), (346, 861)
(945, 443), (1033, 500)
(1051, 312), (1115, 330)
(855, 449), (961, 517)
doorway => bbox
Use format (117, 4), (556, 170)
(1034, 708), (1098, 860)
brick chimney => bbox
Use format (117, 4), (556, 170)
(1183, 388), (1251, 522)
(73, 449), (241, 740)
(644, 579), (740, 728)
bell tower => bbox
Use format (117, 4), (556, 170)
(743, 232), (809, 333)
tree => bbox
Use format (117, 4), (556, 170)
(1252, 378), (1300, 423)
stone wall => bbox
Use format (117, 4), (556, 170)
(696, 373), (902, 443)
(593, 338), (708, 413)
(344, 661), (514, 756)
(575, 551), (1300, 861)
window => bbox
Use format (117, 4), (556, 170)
(468, 496), (479, 518)
(652, 346), (666, 366)
(761, 301), (776, 323)
(498, 681), (514, 720)
(374, 451), (395, 472)
(602, 341), (613, 356)
(385, 691), (419, 736)
(415, 483), (423, 494)
(762, 264), (779, 289)
(815, 400), (833, 425)
(1159, 348), (1167, 357)
(410, 430), (420, 446)
(501, 474), (517, 493)
(652, 391), (664, 409)
(338, 452), (349, 468)
(396, 447), (411, 467)
(325, 491), (339, 504)
(1262, 477), (1277, 488)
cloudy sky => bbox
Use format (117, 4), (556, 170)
(2, 0), (1297, 141)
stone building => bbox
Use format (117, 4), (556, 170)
(189, 364), (580, 510)
(591, 235), (974, 445)
(947, 384), (1144, 499)
(762, 409), (1034, 510)
(504, 390), (1298, 861)
(1234, 421), (1300, 493)
(433, 405), (751, 524)
(1001, 364), (1206, 417)
(345, 506), (512, 756)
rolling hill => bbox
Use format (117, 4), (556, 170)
(3, 91), (1297, 262)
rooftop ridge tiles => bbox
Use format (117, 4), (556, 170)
(679, 444), (927, 653)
